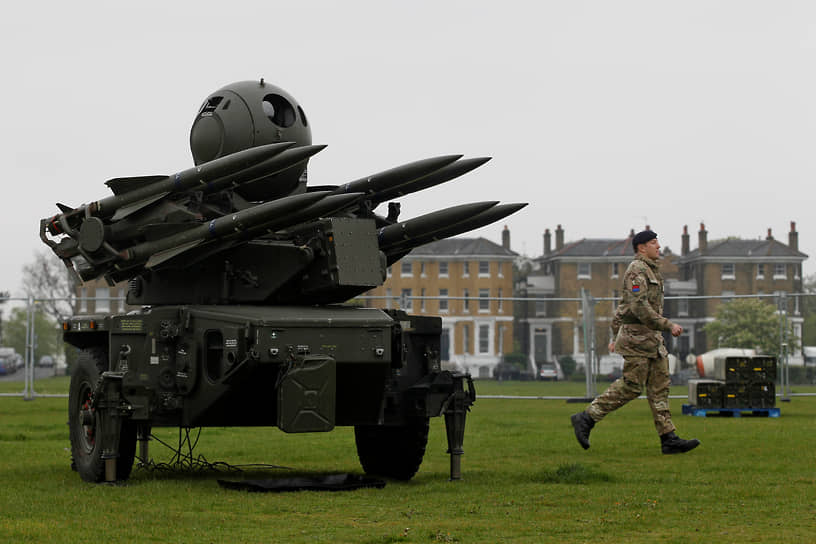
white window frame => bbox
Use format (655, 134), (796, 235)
(677, 297), (689, 317)
(756, 263), (765, 280)
(401, 261), (413, 277)
(462, 261), (469, 278)
(439, 261), (449, 278)
(577, 262), (591, 279)
(479, 288), (490, 313)
(401, 288), (412, 310)
(774, 263), (787, 280)
(611, 262), (619, 278)
(439, 288), (448, 313)
(478, 261), (490, 278)
(721, 263), (735, 280)
(478, 324), (490, 354)
(95, 287), (111, 313)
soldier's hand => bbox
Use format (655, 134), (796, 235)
(670, 324), (683, 337)
(608, 342), (615, 353)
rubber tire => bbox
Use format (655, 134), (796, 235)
(68, 346), (136, 483)
(354, 417), (429, 480)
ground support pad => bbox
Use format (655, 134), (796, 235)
(682, 404), (780, 418)
(217, 473), (386, 492)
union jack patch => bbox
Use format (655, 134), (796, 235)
(632, 284), (640, 293)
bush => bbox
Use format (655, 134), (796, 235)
(558, 355), (577, 378)
(502, 352), (528, 370)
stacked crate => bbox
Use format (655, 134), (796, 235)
(688, 356), (776, 409)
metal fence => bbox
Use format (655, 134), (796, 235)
(1, 291), (814, 401)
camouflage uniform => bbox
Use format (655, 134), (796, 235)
(586, 254), (676, 435)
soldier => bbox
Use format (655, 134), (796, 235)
(570, 230), (700, 454)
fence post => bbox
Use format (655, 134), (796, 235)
(23, 296), (35, 400)
(581, 288), (597, 399)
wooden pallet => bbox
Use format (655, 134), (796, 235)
(681, 404), (780, 418)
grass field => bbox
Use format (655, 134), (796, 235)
(1, 377), (814, 543)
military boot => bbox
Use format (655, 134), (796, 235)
(570, 411), (595, 450)
(660, 431), (700, 454)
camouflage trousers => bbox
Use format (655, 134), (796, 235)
(586, 354), (675, 436)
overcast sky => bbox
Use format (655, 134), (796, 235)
(2, 1), (815, 305)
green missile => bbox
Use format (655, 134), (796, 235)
(384, 202), (528, 263)
(370, 157), (491, 205)
(330, 155), (462, 197)
(119, 191), (331, 268)
(377, 201), (499, 250)
(45, 142), (297, 234)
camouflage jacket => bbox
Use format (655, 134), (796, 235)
(611, 254), (673, 358)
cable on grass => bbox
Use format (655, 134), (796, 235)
(135, 426), (291, 474)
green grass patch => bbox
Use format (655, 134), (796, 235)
(1, 378), (815, 542)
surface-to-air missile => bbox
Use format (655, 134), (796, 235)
(40, 80), (526, 483)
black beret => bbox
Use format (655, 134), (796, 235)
(632, 230), (657, 252)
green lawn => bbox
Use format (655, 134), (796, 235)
(1, 378), (814, 543)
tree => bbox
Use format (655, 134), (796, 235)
(704, 298), (799, 356)
(3, 307), (60, 363)
(21, 250), (76, 322)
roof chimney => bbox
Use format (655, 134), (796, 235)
(543, 229), (551, 255)
(698, 223), (707, 254)
(501, 225), (510, 250)
(681, 225), (690, 256)
(766, 228), (774, 241)
(555, 224), (564, 251)
(789, 221), (798, 251)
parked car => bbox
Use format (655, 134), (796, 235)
(538, 362), (560, 381)
(38, 355), (55, 368)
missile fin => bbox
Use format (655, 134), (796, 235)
(145, 240), (202, 269)
(110, 192), (171, 221)
(56, 203), (75, 213)
(105, 175), (168, 195)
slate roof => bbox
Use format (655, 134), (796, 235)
(408, 237), (517, 257)
(680, 238), (808, 261)
(541, 237), (633, 259)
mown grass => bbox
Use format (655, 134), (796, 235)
(1, 377), (815, 543)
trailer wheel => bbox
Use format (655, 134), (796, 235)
(68, 347), (136, 482)
(354, 417), (429, 480)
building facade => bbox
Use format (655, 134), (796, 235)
(73, 278), (131, 315)
(671, 222), (807, 360)
(365, 230), (518, 378)
(516, 225), (640, 372)
(517, 222), (808, 372)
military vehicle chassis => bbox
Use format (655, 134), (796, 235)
(64, 305), (474, 483)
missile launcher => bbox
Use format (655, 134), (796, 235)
(41, 80), (525, 484)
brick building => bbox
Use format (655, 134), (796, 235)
(671, 222), (807, 358)
(516, 225), (641, 372)
(365, 229), (518, 378)
(517, 222), (808, 372)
